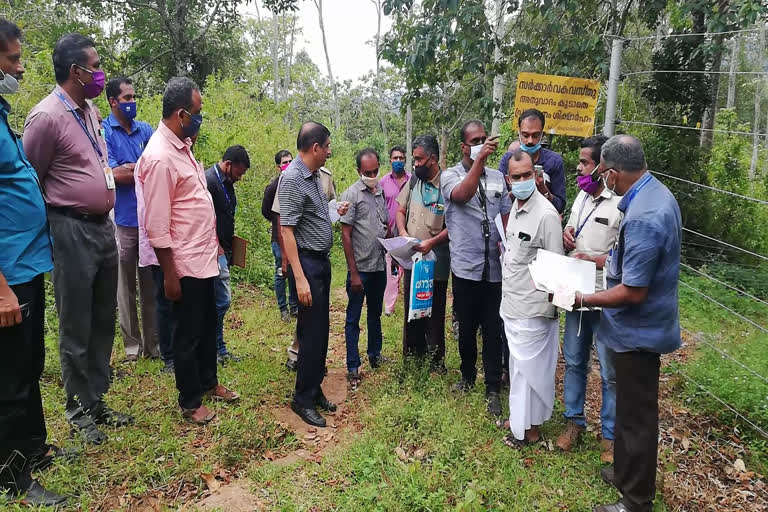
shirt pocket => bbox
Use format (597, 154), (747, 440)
(511, 239), (538, 265)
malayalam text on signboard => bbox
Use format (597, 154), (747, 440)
(513, 72), (600, 138)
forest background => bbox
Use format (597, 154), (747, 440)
(3, 0), (768, 509)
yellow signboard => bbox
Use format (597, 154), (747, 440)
(512, 72), (600, 138)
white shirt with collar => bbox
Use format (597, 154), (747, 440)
(565, 186), (622, 291)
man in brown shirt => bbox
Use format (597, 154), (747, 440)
(23, 33), (132, 445)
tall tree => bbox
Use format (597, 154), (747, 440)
(490, 0), (507, 136)
(371, 0), (388, 137)
(314, 0), (341, 130)
(749, 24), (765, 181)
(726, 34), (740, 109)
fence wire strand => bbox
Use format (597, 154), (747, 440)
(681, 327), (768, 385)
(652, 171), (768, 206)
(679, 280), (768, 334)
(682, 228), (768, 263)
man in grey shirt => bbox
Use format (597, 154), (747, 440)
(441, 120), (512, 417)
(340, 148), (389, 389)
(279, 122), (338, 428)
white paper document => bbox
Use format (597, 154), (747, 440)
(494, 214), (507, 266)
(328, 199), (341, 223)
(378, 237), (434, 270)
(528, 249), (596, 310)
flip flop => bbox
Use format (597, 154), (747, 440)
(182, 406), (216, 425)
(205, 385), (240, 403)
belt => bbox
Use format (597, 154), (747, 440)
(49, 205), (109, 224)
(298, 248), (330, 259)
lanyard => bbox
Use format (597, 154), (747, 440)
(54, 92), (103, 161)
(624, 173), (652, 210)
(214, 164), (235, 212)
(574, 195), (604, 239)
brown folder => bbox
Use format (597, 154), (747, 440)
(231, 236), (248, 268)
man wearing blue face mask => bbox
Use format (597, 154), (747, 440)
(380, 146), (409, 315)
(499, 108), (566, 214)
(103, 77), (159, 365)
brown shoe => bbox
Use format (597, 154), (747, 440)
(556, 421), (585, 451)
(205, 384), (240, 403)
(182, 405), (216, 425)
(600, 439), (614, 464)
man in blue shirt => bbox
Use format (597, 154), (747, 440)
(0, 19), (68, 507)
(575, 135), (681, 512)
(103, 77), (158, 363)
(498, 108), (566, 214)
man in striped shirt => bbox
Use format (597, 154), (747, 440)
(279, 122), (338, 427)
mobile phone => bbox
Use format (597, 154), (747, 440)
(534, 165), (544, 178)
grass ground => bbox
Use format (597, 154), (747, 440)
(8, 254), (766, 511)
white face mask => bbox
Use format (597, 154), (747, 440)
(0, 69), (19, 95)
(361, 174), (379, 189)
(470, 144), (483, 161)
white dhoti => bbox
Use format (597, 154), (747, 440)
(502, 314), (559, 440)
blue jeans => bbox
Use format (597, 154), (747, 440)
(272, 242), (298, 313)
(563, 309), (616, 440)
(344, 271), (386, 371)
(151, 265), (175, 364)
(214, 255), (232, 355)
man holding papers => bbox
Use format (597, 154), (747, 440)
(556, 135), (621, 464)
(575, 136), (681, 512)
(499, 148), (563, 447)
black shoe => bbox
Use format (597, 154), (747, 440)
(89, 404), (135, 427)
(369, 354), (390, 369)
(486, 391), (502, 417)
(285, 358), (298, 371)
(218, 352), (241, 365)
(12, 480), (68, 508)
(600, 466), (616, 489)
(70, 420), (108, 445)
(316, 394), (337, 412)
(290, 401), (326, 427)
(31, 444), (79, 473)
(593, 502), (630, 512)
(347, 368), (362, 391)
(453, 377), (474, 392)
(161, 361), (175, 374)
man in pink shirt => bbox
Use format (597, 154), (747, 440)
(379, 146), (410, 315)
(138, 77), (239, 424)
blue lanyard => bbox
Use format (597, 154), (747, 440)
(624, 173), (652, 210)
(214, 164), (235, 211)
(574, 197), (604, 239)
(54, 92), (104, 161)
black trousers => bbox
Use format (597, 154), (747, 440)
(294, 251), (331, 408)
(0, 274), (47, 492)
(452, 274), (503, 393)
(614, 350), (661, 512)
(171, 277), (218, 410)
(402, 271), (447, 364)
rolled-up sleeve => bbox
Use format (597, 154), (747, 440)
(339, 188), (357, 225)
(141, 158), (175, 249)
(541, 211), (565, 255)
(621, 220), (661, 288)
(278, 173), (302, 226)
(103, 125), (119, 169)
(440, 168), (461, 201)
(22, 111), (55, 181)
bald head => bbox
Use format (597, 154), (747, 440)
(297, 121), (330, 152)
(601, 135), (646, 173)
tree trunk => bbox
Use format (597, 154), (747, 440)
(700, 34), (725, 150)
(749, 26), (765, 181)
(315, 0), (341, 130)
(726, 34), (739, 109)
(285, 16), (297, 98)
(272, 12), (280, 102)
(490, 0), (506, 136)
(439, 127), (449, 170)
(405, 103), (412, 171)
(371, 0), (388, 137)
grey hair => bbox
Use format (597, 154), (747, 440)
(601, 135), (647, 173)
(506, 148), (533, 172)
(412, 135), (440, 160)
(162, 77), (199, 119)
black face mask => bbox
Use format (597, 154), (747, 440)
(414, 156), (433, 181)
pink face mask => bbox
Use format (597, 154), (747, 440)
(280, 162), (291, 171)
(577, 173), (602, 195)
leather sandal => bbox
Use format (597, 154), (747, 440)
(206, 384), (240, 403)
(182, 405), (216, 425)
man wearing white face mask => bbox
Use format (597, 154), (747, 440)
(442, 120), (512, 418)
(500, 148), (563, 448)
(340, 148), (389, 389)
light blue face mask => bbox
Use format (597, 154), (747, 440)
(519, 134), (542, 154)
(510, 178), (536, 200)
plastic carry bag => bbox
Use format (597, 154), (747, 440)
(408, 252), (435, 322)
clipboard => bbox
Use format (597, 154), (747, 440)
(231, 236), (248, 268)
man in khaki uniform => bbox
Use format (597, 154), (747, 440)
(395, 135), (450, 371)
(273, 166), (337, 371)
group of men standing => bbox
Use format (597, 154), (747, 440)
(0, 18), (683, 512)
(0, 25), (244, 506)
